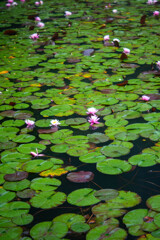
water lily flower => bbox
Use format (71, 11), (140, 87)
(50, 119), (61, 127)
(156, 61), (160, 70)
(35, 1), (39, 6)
(87, 107), (98, 115)
(104, 35), (110, 41)
(141, 95), (150, 101)
(11, 1), (18, 5)
(113, 38), (120, 43)
(112, 9), (118, 13)
(40, 0), (43, 4)
(6, 3), (11, 7)
(123, 48), (130, 55)
(35, 16), (41, 21)
(25, 119), (35, 127)
(30, 148), (45, 157)
(88, 115), (100, 126)
(29, 33), (39, 40)
(153, 11), (159, 16)
(8, 0), (14, 3)
(65, 11), (72, 16)
(147, 0), (153, 4)
(37, 22), (45, 28)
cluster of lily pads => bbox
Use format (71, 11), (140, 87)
(0, 0), (160, 239)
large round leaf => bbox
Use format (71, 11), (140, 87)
(30, 177), (61, 191)
(30, 191), (66, 209)
(67, 188), (100, 206)
(97, 159), (132, 175)
(0, 201), (30, 217)
(22, 160), (53, 173)
(101, 145), (130, 157)
(30, 221), (68, 240)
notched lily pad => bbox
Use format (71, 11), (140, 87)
(4, 171), (28, 182)
(94, 189), (119, 201)
(67, 171), (94, 183)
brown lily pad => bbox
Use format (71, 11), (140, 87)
(4, 171), (28, 182)
(67, 171), (94, 183)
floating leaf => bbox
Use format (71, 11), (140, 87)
(0, 201), (30, 217)
(30, 191), (66, 209)
(67, 171), (94, 183)
(22, 160), (53, 173)
(3, 179), (30, 192)
(4, 171), (28, 182)
(30, 177), (61, 191)
(101, 145), (130, 157)
(30, 221), (68, 240)
(53, 213), (85, 228)
(94, 189), (119, 201)
(71, 222), (90, 233)
(0, 189), (16, 204)
(12, 214), (33, 226)
(67, 188), (100, 206)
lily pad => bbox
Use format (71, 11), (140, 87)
(67, 188), (100, 207)
(0, 201), (30, 217)
(12, 214), (33, 226)
(30, 191), (66, 209)
(22, 160), (53, 173)
(97, 159), (132, 175)
(101, 145), (130, 157)
(67, 171), (94, 183)
(94, 189), (119, 201)
(4, 171), (28, 182)
(30, 221), (68, 240)
(30, 177), (61, 191)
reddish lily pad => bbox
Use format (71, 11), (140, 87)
(67, 171), (94, 183)
(4, 171), (28, 182)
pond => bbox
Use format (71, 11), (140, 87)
(0, 0), (160, 239)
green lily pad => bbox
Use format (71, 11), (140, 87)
(1, 151), (31, 163)
(67, 146), (89, 157)
(53, 213), (85, 228)
(65, 118), (87, 125)
(67, 188), (100, 207)
(3, 179), (30, 192)
(22, 160), (53, 173)
(94, 189), (119, 201)
(30, 221), (68, 240)
(71, 222), (90, 233)
(101, 145), (130, 157)
(0, 201), (30, 217)
(86, 225), (127, 240)
(128, 153), (158, 167)
(79, 152), (106, 163)
(97, 159), (132, 175)
(30, 191), (66, 209)
(0, 226), (23, 240)
(0, 189), (16, 204)
(30, 177), (61, 191)
(87, 133), (109, 144)
(17, 143), (46, 154)
(13, 134), (35, 143)
(12, 214), (33, 225)
(146, 195), (160, 212)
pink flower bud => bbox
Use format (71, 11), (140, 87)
(153, 11), (159, 16)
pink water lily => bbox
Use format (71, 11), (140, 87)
(37, 22), (45, 28)
(87, 107), (98, 115)
(123, 48), (130, 55)
(153, 11), (159, 16)
(112, 9), (118, 13)
(30, 148), (45, 157)
(25, 119), (35, 127)
(35, 16), (41, 21)
(30, 33), (39, 40)
(35, 1), (39, 6)
(65, 11), (72, 16)
(141, 95), (150, 101)
(104, 35), (110, 41)
(88, 115), (100, 126)
(156, 61), (160, 70)
(8, 0), (14, 3)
